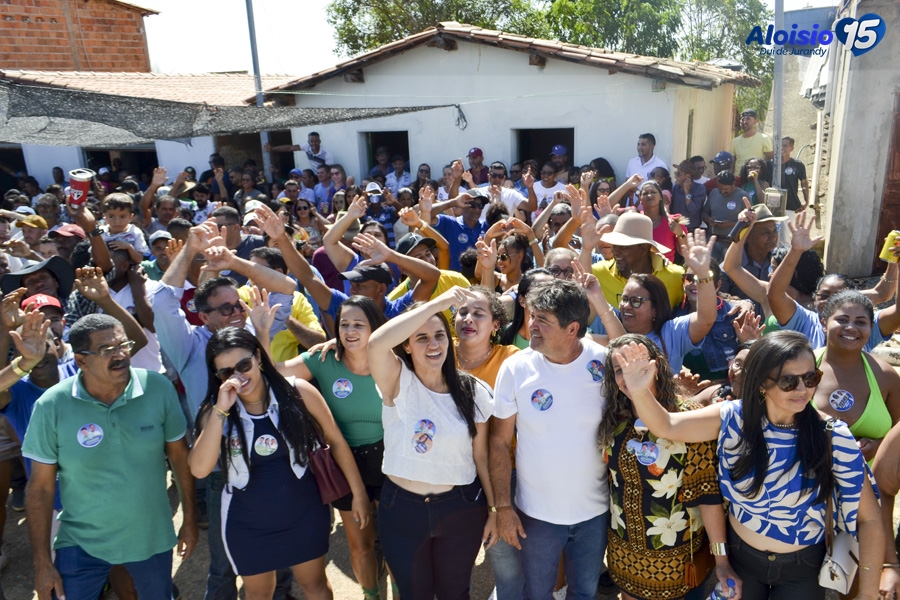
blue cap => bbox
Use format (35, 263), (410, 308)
(289, 168), (302, 177)
(713, 151), (734, 163)
(551, 144), (568, 156)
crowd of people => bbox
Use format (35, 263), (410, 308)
(0, 109), (897, 600)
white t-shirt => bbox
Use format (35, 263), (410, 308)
(298, 143), (335, 171)
(531, 181), (567, 217)
(493, 340), (609, 525)
(625, 154), (668, 181)
(101, 223), (149, 256)
(480, 187), (528, 220)
(107, 280), (163, 372)
(380, 361), (493, 485)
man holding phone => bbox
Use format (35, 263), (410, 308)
(362, 181), (399, 248)
(422, 188), (490, 272)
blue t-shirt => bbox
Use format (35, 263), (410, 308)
(3, 378), (46, 447)
(588, 312), (700, 373)
(326, 288), (415, 321)
(780, 302), (885, 351)
(433, 214), (488, 272)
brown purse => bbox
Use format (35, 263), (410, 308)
(684, 524), (716, 588)
(307, 432), (351, 505)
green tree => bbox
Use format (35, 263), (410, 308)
(547, 0), (682, 57)
(679, 0), (773, 119)
(326, 0), (552, 56)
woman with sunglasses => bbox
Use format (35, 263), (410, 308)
(233, 170), (267, 208)
(293, 198), (328, 252)
(367, 287), (496, 599)
(617, 330), (883, 600)
(600, 334), (737, 600)
(812, 290), (900, 463)
(189, 327), (368, 600)
(614, 230), (717, 373)
(325, 164), (350, 215)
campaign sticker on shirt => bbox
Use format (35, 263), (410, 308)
(332, 378), (353, 398)
(785, 167), (795, 176)
(186, 299), (197, 313)
(586, 360), (604, 382)
(626, 439), (660, 466)
(228, 434), (242, 457)
(458, 233), (469, 244)
(77, 424), (103, 448)
(254, 434), (278, 456)
(829, 390), (854, 412)
(531, 389), (553, 411)
(726, 200), (737, 211)
(412, 419), (436, 454)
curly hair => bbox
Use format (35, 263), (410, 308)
(462, 285), (508, 343)
(597, 334), (683, 448)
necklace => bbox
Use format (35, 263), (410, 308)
(242, 398), (264, 405)
(458, 344), (493, 368)
(770, 421), (796, 429)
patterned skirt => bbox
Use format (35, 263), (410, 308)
(607, 528), (706, 600)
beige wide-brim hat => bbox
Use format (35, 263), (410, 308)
(753, 204), (788, 223)
(600, 212), (671, 255)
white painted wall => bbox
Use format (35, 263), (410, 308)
(823, 0), (899, 276)
(155, 137), (216, 178)
(21, 145), (84, 189)
(287, 41), (731, 182)
(672, 85), (735, 166)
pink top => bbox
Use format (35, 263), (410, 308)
(652, 215), (686, 263)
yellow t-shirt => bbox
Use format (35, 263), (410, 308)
(238, 287), (325, 363)
(388, 269), (471, 327)
(730, 131), (773, 167)
(592, 254), (685, 309)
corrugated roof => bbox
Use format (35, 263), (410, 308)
(0, 71), (298, 106)
(261, 21), (761, 101)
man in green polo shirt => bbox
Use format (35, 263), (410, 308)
(23, 314), (197, 600)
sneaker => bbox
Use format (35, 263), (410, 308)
(552, 585), (567, 600)
(196, 500), (209, 530)
(10, 488), (24, 512)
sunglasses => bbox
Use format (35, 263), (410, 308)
(296, 205), (310, 211)
(202, 301), (245, 317)
(78, 340), (135, 358)
(617, 294), (652, 309)
(770, 369), (823, 392)
(682, 273), (699, 283)
(489, 173), (505, 179)
(215, 356), (255, 381)
(498, 253), (511, 261)
(548, 266), (575, 279)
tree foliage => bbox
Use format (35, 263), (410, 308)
(547, 0), (682, 57)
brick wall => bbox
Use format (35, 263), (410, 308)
(0, 0), (152, 71)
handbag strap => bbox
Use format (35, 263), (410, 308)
(293, 387), (326, 451)
(823, 418), (835, 553)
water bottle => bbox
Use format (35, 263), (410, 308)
(708, 578), (736, 599)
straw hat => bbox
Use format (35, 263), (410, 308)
(752, 204), (788, 223)
(600, 212), (671, 255)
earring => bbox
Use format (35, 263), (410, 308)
(758, 388), (766, 404)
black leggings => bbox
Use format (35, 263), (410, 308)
(377, 477), (486, 600)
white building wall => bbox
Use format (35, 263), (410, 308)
(672, 85), (735, 166)
(286, 42), (719, 182)
(21, 145), (84, 189)
(155, 137), (216, 178)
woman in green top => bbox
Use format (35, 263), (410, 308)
(279, 296), (387, 600)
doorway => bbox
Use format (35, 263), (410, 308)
(515, 128), (575, 167)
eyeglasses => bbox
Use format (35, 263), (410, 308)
(510, 169), (522, 175)
(78, 340), (135, 358)
(215, 356), (255, 381)
(296, 205), (310, 211)
(548, 266), (575, 279)
(682, 273), (698, 283)
(489, 173), (505, 179)
(597, 187), (611, 194)
(770, 369), (823, 392)
(202, 301), (245, 317)
(617, 294), (652, 309)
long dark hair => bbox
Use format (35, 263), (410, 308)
(626, 274), (672, 337)
(597, 334), (683, 448)
(395, 305), (480, 437)
(335, 296), (387, 360)
(731, 331), (833, 502)
(500, 268), (551, 345)
(196, 328), (321, 482)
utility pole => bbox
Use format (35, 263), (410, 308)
(245, 0), (272, 185)
(771, 0), (783, 189)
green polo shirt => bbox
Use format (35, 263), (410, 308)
(22, 368), (186, 564)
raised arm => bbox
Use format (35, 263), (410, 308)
(863, 260), (898, 305)
(683, 230), (718, 344)
(872, 423), (900, 597)
(352, 233), (440, 302)
(399, 206), (451, 270)
(608, 174), (642, 209)
(722, 206), (771, 314)
(202, 246), (295, 295)
(75, 267), (149, 353)
(767, 211), (822, 326)
(0, 307), (50, 410)
(574, 260), (624, 340)
(140, 167), (167, 227)
(162, 220), (219, 289)
(68, 198), (112, 274)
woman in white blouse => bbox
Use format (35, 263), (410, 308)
(368, 287), (497, 599)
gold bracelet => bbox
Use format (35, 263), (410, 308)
(489, 505), (514, 513)
(882, 277), (897, 284)
(214, 406), (230, 419)
(10, 357), (29, 378)
(598, 307), (614, 319)
(883, 563), (900, 569)
(696, 275), (714, 285)
(529, 238), (539, 246)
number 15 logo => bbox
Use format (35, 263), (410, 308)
(835, 13), (886, 57)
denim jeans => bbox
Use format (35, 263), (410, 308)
(518, 510), (609, 600)
(727, 523), (826, 600)
(54, 546), (172, 600)
(378, 477), (486, 599)
(205, 471), (293, 600)
(486, 469), (524, 600)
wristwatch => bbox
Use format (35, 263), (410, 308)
(710, 542), (727, 556)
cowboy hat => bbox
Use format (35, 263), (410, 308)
(600, 212), (671, 255)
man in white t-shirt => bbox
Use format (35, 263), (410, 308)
(265, 132), (335, 171)
(480, 161), (533, 220)
(491, 280), (609, 600)
(625, 133), (668, 182)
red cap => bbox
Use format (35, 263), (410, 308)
(467, 147), (483, 158)
(21, 293), (63, 311)
(48, 224), (86, 239)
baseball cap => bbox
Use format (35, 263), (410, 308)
(289, 168), (302, 178)
(16, 215), (48, 229)
(396, 232), (436, 256)
(551, 144), (568, 156)
(98, 167), (110, 175)
(340, 264), (393, 285)
(243, 212), (259, 226)
(13, 206), (36, 216)
(48, 224), (86, 239)
(467, 148), (483, 158)
(116, 179), (140, 193)
(741, 109), (758, 118)
(149, 230), (173, 245)
(21, 293), (63, 312)
(365, 182), (383, 194)
(464, 187), (491, 200)
(712, 151), (734, 164)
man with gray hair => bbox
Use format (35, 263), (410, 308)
(490, 280), (610, 600)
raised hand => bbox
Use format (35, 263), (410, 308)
(67, 196), (97, 232)
(788, 210), (823, 252)
(0, 287), (28, 330)
(418, 187), (434, 217)
(165, 238), (184, 262)
(626, 173), (644, 190)
(565, 183), (584, 217)
(1, 239), (34, 259)
(202, 246), (236, 272)
(579, 207), (602, 252)
(346, 195), (367, 220)
(73, 266), (111, 302)
(174, 170), (189, 186)
(351, 232), (390, 265)
(683, 229), (715, 274)
(245, 286), (281, 336)
(151, 167), (168, 188)
(733, 309), (763, 343)
(617, 341), (658, 395)
(434, 285), (480, 311)
(399, 207), (420, 228)
(521, 169), (535, 190)
(673, 369), (712, 397)
(580, 169), (596, 190)
(475, 237), (498, 271)
(450, 159), (464, 182)
(9, 307), (50, 367)
(461, 170), (474, 187)
(382, 188), (396, 207)
(254, 204), (285, 240)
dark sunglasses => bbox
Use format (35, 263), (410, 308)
(617, 294), (651, 309)
(215, 356), (255, 381)
(548, 266), (575, 279)
(202, 301), (245, 317)
(296, 205), (311, 211)
(498, 253), (511, 261)
(682, 273), (698, 283)
(489, 173), (506, 179)
(771, 369), (823, 392)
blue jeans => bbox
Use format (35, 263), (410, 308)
(205, 471), (293, 600)
(54, 546), (172, 600)
(486, 469), (524, 600)
(518, 510), (609, 600)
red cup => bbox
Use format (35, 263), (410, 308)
(68, 169), (95, 208)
